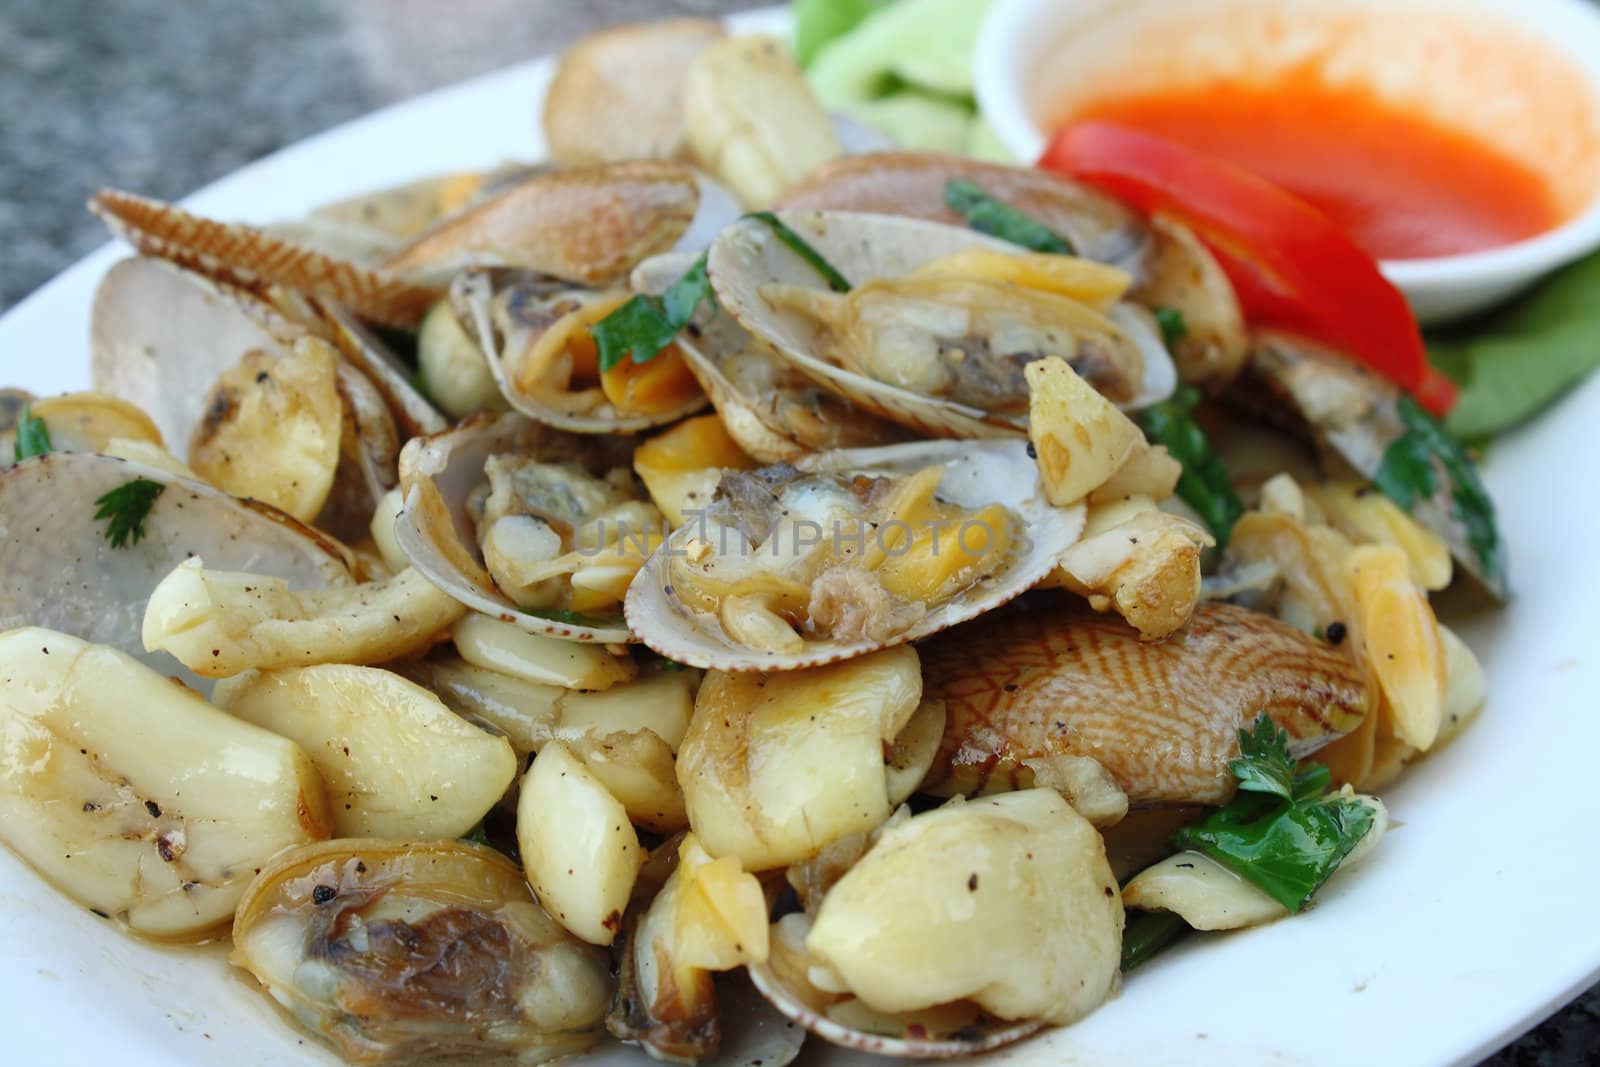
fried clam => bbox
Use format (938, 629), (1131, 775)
(0, 390), (163, 470)
(748, 790), (1122, 1058)
(777, 155), (1247, 387)
(626, 439), (1084, 671)
(1214, 476), (1452, 790)
(708, 211), (1173, 440)
(395, 412), (663, 643)
(0, 451), (353, 684)
(1245, 330), (1508, 598)
(777, 152), (1154, 273)
(0, 627), (329, 940)
(451, 268), (707, 433)
(918, 597), (1371, 805)
(231, 839), (611, 1064)
(634, 251), (915, 464)
(90, 257), (406, 539)
(677, 646), (946, 871)
(607, 833), (776, 1062)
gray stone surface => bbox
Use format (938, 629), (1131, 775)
(0, 1), (1593, 1062)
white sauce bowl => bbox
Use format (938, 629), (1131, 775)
(975, 0), (1600, 323)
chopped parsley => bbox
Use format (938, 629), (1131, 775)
(13, 404), (51, 461)
(94, 478), (165, 549)
(592, 252), (715, 373)
(744, 211), (853, 292)
(1137, 386), (1243, 547)
(1171, 715), (1377, 912)
(527, 607), (624, 629)
(1152, 307), (1188, 349)
(943, 179), (1075, 255)
(1373, 394), (1505, 591)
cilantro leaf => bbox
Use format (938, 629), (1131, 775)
(944, 180), (1075, 255)
(744, 212), (852, 292)
(1228, 715), (1296, 802)
(1137, 386), (1243, 547)
(591, 252), (714, 373)
(13, 404), (51, 461)
(525, 607), (624, 629)
(1153, 307), (1188, 349)
(1171, 715), (1377, 912)
(93, 477), (165, 549)
(1374, 394), (1505, 590)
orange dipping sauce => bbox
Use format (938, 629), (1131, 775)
(1073, 76), (1564, 261)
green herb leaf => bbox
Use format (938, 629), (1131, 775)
(943, 180), (1074, 254)
(94, 478), (165, 549)
(591, 252), (715, 373)
(461, 821), (492, 847)
(1374, 395), (1505, 589)
(1171, 715), (1377, 912)
(13, 404), (52, 461)
(1228, 715), (1297, 802)
(1137, 386), (1243, 547)
(1120, 910), (1189, 972)
(526, 607), (624, 629)
(744, 212), (853, 292)
(1153, 307), (1188, 349)
(1428, 250), (1600, 441)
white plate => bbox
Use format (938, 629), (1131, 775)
(4, 8), (1598, 1066)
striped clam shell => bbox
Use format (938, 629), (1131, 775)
(89, 188), (440, 328)
(919, 597), (1372, 805)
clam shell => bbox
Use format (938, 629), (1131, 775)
(0, 452), (353, 688)
(746, 912), (1042, 1059)
(320, 302), (450, 438)
(91, 256), (408, 542)
(709, 211), (1027, 439)
(380, 162), (700, 288)
(394, 412), (641, 643)
(918, 597), (1371, 804)
(453, 269), (708, 434)
(89, 189), (440, 328)
(91, 256), (306, 450)
(625, 439), (1085, 672)
(708, 212), (1176, 438)
(634, 252), (913, 463)
(777, 151), (1154, 276)
(1246, 331), (1509, 600)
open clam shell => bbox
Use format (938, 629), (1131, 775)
(625, 439), (1085, 672)
(0, 452), (353, 688)
(1246, 331), (1509, 599)
(777, 151), (1154, 276)
(89, 189), (440, 328)
(394, 412), (644, 643)
(634, 252), (914, 463)
(320, 302), (449, 438)
(91, 256), (307, 450)
(707, 211), (1175, 440)
(453, 268), (708, 434)
(91, 256), (405, 541)
(746, 912), (1042, 1059)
